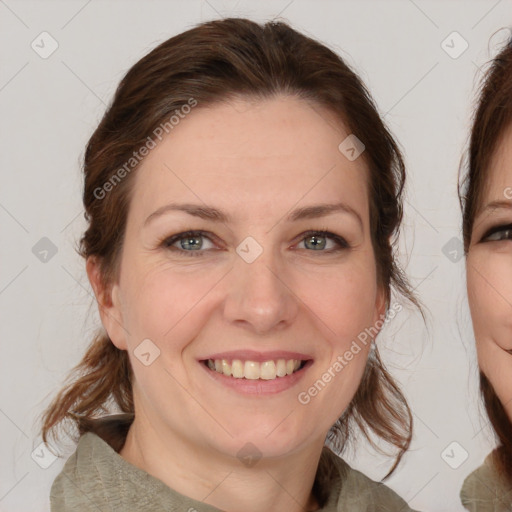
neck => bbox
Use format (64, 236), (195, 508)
(119, 414), (324, 512)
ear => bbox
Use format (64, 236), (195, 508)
(86, 256), (128, 350)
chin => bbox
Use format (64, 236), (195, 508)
(211, 417), (319, 461)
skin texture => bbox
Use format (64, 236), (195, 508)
(467, 123), (512, 422)
(87, 95), (386, 512)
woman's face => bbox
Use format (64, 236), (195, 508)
(467, 123), (512, 421)
(94, 95), (386, 460)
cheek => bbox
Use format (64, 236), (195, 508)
(121, 265), (214, 350)
(477, 338), (512, 420)
(301, 259), (379, 350)
(467, 250), (512, 419)
(467, 251), (512, 351)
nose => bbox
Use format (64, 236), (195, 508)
(222, 243), (299, 335)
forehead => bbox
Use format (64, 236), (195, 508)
(129, 95), (370, 225)
(480, 123), (512, 203)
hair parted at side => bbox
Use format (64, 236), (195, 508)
(459, 33), (512, 484)
(41, 17), (418, 477)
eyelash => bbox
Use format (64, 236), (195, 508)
(480, 223), (512, 243)
(160, 229), (349, 257)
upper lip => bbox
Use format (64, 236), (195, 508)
(199, 350), (313, 363)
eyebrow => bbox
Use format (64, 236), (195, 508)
(479, 200), (512, 214)
(144, 202), (363, 228)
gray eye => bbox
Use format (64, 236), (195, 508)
(303, 234), (328, 250)
(180, 235), (203, 250)
(486, 229), (512, 241)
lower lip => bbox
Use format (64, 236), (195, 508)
(200, 360), (313, 395)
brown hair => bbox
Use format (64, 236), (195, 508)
(459, 34), (512, 483)
(41, 17), (417, 478)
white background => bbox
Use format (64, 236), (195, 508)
(1, 1), (512, 510)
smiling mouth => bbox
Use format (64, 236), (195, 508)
(203, 358), (308, 380)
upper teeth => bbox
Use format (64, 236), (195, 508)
(206, 359), (302, 380)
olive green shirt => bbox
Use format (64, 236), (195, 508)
(460, 451), (512, 511)
(50, 415), (418, 511)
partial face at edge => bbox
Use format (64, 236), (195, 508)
(93, 95), (387, 459)
(467, 123), (512, 420)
